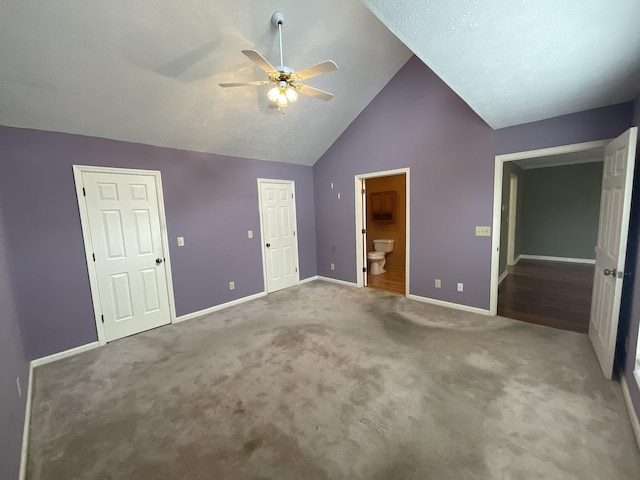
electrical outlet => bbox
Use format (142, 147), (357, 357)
(247, 230), (253, 239)
(330, 263), (335, 271)
(435, 279), (441, 288)
(457, 283), (464, 292)
(229, 281), (235, 290)
(177, 236), (185, 246)
(331, 182), (334, 189)
(16, 377), (22, 398)
(475, 226), (491, 237)
(337, 193), (341, 199)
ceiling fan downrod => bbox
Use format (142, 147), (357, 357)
(272, 11), (285, 68)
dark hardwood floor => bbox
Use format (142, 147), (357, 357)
(498, 259), (595, 334)
(367, 267), (405, 295)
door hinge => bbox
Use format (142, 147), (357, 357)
(295, 267), (298, 272)
(293, 231), (296, 236)
(361, 229), (366, 234)
(362, 267), (367, 273)
(101, 315), (104, 323)
(362, 189), (365, 194)
(82, 187), (86, 197)
(291, 193), (294, 199)
(92, 253), (96, 262)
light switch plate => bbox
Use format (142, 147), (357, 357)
(475, 226), (491, 237)
(247, 230), (253, 239)
(177, 237), (185, 246)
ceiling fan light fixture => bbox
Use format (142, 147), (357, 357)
(277, 92), (288, 108)
(267, 86), (280, 103)
(285, 87), (298, 103)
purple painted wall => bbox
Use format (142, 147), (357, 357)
(313, 55), (632, 310)
(496, 102), (633, 155)
(0, 194), (29, 480)
(0, 126), (316, 359)
(622, 92), (640, 424)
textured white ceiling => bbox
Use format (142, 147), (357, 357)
(361, 0), (640, 128)
(0, 1), (411, 165)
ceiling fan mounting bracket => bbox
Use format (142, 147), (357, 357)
(271, 11), (284, 27)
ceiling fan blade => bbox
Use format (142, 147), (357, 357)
(242, 49), (277, 74)
(295, 60), (338, 81)
(297, 84), (334, 101)
(219, 81), (271, 87)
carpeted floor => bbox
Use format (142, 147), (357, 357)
(27, 281), (640, 479)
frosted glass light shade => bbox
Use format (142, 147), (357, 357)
(267, 87), (280, 103)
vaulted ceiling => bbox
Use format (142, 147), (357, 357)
(1, 1), (639, 166)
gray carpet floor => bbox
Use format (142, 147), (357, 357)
(28, 281), (640, 479)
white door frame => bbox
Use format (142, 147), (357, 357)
(489, 139), (611, 315)
(354, 168), (410, 294)
(506, 173), (519, 266)
(73, 165), (177, 345)
(257, 178), (300, 293)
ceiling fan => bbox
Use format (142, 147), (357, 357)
(219, 11), (338, 114)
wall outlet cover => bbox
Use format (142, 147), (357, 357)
(475, 226), (491, 237)
(330, 263), (335, 270)
(247, 230), (253, 239)
(229, 281), (235, 290)
(177, 236), (185, 246)
(457, 283), (464, 292)
(435, 279), (441, 288)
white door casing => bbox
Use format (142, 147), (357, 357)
(507, 173), (518, 266)
(258, 179), (300, 293)
(361, 179), (368, 287)
(589, 127), (638, 379)
(74, 166), (175, 344)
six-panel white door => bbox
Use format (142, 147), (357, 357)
(589, 127), (637, 379)
(259, 180), (300, 293)
(83, 171), (172, 342)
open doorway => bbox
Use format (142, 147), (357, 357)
(355, 168), (410, 296)
(496, 151), (603, 333)
(490, 128), (638, 380)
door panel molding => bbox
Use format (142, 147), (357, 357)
(73, 165), (176, 345)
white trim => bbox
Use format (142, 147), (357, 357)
(317, 276), (358, 288)
(622, 374), (640, 452)
(72, 165), (177, 345)
(354, 168), (410, 295)
(490, 139), (611, 315)
(175, 292), (267, 323)
(518, 254), (595, 265)
(514, 254), (522, 265)
(20, 341), (100, 478)
(257, 179), (300, 293)
(520, 157), (603, 170)
(498, 270), (508, 285)
(18, 363), (34, 480)
(31, 342), (100, 368)
(495, 140), (611, 163)
(407, 294), (491, 315)
(299, 275), (319, 284)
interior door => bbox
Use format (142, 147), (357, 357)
(259, 180), (300, 293)
(589, 127), (638, 379)
(83, 171), (172, 342)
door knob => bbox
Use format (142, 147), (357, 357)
(266, 243), (271, 248)
(604, 268), (616, 277)
(155, 258), (163, 265)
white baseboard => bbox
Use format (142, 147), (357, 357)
(317, 276), (358, 287)
(175, 291), (267, 323)
(518, 254), (595, 265)
(299, 275), (319, 285)
(31, 341), (100, 368)
(407, 294), (491, 316)
(18, 363), (34, 480)
(623, 373), (640, 452)
(514, 255), (522, 265)
(498, 270), (508, 285)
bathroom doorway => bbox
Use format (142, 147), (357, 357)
(354, 168), (410, 296)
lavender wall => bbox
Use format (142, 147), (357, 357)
(314, 56), (495, 308)
(622, 92), (640, 424)
(0, 195), (29, 480)
(0, 126), (317, 359)
(314, 55), (633, 310)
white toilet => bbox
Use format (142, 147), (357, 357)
(367, 239), (395, 275)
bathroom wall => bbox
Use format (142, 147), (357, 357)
(366, 174), (406, 271)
